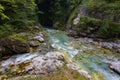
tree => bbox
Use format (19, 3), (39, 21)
(0, 4), (9, 20)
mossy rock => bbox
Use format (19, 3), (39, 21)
(19, 66), (88, 80)
(0, 38), (30, 56)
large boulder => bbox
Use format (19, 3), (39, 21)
(110, 61), (120, 74)
(0, 38), (30, 56)
(0, 51), (65, 75)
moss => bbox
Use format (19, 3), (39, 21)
(8, 33), (28, 42)
(75, 16), (101, 30)
(68, 0), (120, 39)
(0, 75), (8, 80)
(92, 72), (104, 80)
(73, 15), (120, 38)
(99, 20), (120, 38)
(19, 66), (88, 80)
(0, 24), (14, 38)
(67, 7), (78, 24)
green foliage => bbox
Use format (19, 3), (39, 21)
(0, 0), (38, 37)
(68, 0), (120, 38)
(0, 24), (14, 38)
(75, 16), (120, 38)
(0, 4), (9, 20)
(99, 20), (120, 38)
(76, 16), (101, 29)
(38, 0), (82, 26)
(67, 7), (78, 24)
(8, 0), (37, 27)
(9, 33), (28, 42)
(44, 0), (82, 30)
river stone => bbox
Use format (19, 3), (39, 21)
(110, 61), (120, 74)
(0, 52), (65, 76)
(29, 41), (40, 47)
(67, 63), (91, 80)
(33, 36), (44, 43)
(50, 44), (56, 49)
(26, 52), (64, 74)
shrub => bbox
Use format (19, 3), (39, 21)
(0, 24), (14, 38)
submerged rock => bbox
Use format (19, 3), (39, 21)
(110, 61), (120, 74)
(50, 44), (56, 49)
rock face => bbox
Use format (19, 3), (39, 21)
(67, 3), (120, 39)
(0, 38), (30, 55)
(99, 42), (120, 53)
(0, 32), (48, 57)
(110, 61), (120, 74)
(73, 7), (88, 25)
(0, 52), (65, 75)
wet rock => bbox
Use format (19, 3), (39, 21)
(67, 30), (78, 37)
(29, 41), (40, 47)
(0, 38), (30, 55)
(27, 52), (64, 74)
(8, 62), (14, 67)
(110, 61), (120, 74)
(33, 36), (44, 43)
(67, 63), (91, 80)
(0, 52), (65, 76)
(80, 38), (93, 43)
(45, 52), (64, 60)
(12, 43), (30, 54)
(76, 37), (120, 53)
(99, 42), (120, 52)
(50, 44), (56, 49)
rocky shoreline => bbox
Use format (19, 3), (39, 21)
(0, 51), (92, 80)
(0, 51), (65, 79)
(0, 30), (50, 59)
(75, 37), (120, 53)
(0, 28), (120, 80)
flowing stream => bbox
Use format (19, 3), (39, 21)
(46, 28), (120, 80)
(1, 28), (120, 80)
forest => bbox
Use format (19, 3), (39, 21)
(0, 0), (120, 38)
(0, 0), (120, 80)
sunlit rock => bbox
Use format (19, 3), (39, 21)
(33, 35), (44, 43)
(110, 61), (120, 74)
(51, 44), (56, 49)
(29, 41), (40, 47)
(67, 63), (92, 80)
(0, 51), (65, 76)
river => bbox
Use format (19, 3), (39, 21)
(1, 28), (120, 80)
(46, 28), (120, 80)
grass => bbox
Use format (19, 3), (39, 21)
(19, 66), (88, 80)
(8, 33), (28, 42)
